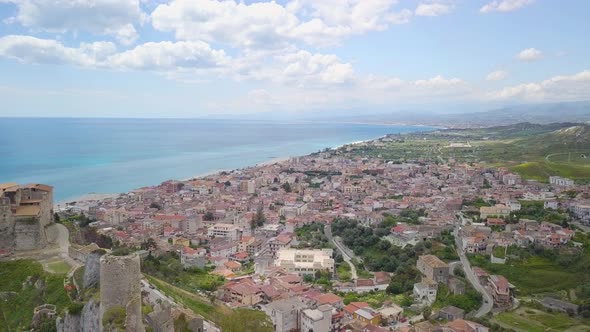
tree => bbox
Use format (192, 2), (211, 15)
(203, 212), (215, 221)
(149, 202), (162, 210)
(282, 182), (292, 193)
(141, 238), (158, 251)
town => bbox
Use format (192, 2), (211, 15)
(1, 133), (590, 331)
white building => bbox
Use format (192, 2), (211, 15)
(301, 305), (332, 332)
(207, 223), (241, 241)
(549, 176), (574, 187)
(275, 249), (334, 276)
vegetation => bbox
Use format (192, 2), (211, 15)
(294, 222), (331, 249)
(146, 276), (272, 332)
(340, 290), (411, 309)
(433, 283), (482, 313)
(492, 306), (590, 332)
(142, 253), (225, 292)
(0, 260), (71, 331)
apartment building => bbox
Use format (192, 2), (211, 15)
(275, 248), (334, 276)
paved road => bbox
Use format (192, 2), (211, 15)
(324, 224), (358, 280)
(453, 226), (493, 318)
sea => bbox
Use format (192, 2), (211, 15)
(0, 118), (435, 202)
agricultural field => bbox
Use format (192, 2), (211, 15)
(492, 307), (590, 332)
(338, 122), (590, 182)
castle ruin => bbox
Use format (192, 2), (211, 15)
(0, 182), (53, 254)
(99, 253), (145, 331)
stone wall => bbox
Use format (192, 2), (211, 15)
(99, 253), (144, 331)
(83, 251), (104, 289)
(13, 216), (47, 251)
(0, 199), (14, 253)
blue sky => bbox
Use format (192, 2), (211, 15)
(0, 0), (588, 118)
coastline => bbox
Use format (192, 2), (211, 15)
(53, 130), (421, 209)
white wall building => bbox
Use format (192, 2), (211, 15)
(301, 305), (332, 332)
(275, 249), (334, 276)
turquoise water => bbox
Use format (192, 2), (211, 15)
(0, 118), (434, 201)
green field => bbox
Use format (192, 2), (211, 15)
(0, 260), (71, 331)
(469, 255), (583, 295)
(47, 260), (72, 274)
(493, 307), (590, 332)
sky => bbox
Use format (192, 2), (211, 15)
(0, 0), (588, 118)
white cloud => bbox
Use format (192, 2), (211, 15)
(0, 35), (116, 66)
(414, 75), (464, 88)
(3, 0), (146, 45)
(487, 70), (590, 101)
(0, 35), (229, 71)
(108, 41), (230, 70)
(516, 48), (543, 62)
(150, 0), (412, 49)
(277, 50), (355, 85)
(486, 70), (509, 81)
(480, 0), (535, 13)
(415, 3), (452, 17)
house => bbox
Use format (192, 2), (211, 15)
(377, 304), (403, 323)
(448, 277), (466, 295)
(488, 275), (511, 307)
(222, 280), (264, 306)
(265, 297), (308, 332)
(417, 255), (449, 283)
(343, 302), (370, 320)
(301, 305), (332, 332)
(353, 307), (381, 325)
(472, 267), (489, 286)
(443, 319), (489, 332)
(207, 223), (241, 241)
(439, 305), (465, 321)
(180, 246), (207, 269)
(314, 293), (343, 309)
(413, 280), (438, 305)
(268, 233), (293, 257)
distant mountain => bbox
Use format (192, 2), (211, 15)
(353, 101), (590, 128)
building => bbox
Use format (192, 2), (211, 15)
(439, 305), (465, 321)
(180, 246), (207, 269)
(416, 255), (449, 283)
(502, 174), (520, 186)
(268, 233), (293, 257)
(353, 306), (381, 325)
(480, 204), (511, 219)
(207, 223), (241, 241)
(275, 248), (334, 276)
(571, 204), (590, 223)
(265, 297), (308, 332)
(223, 280), (264, 306)
(549, 176), (574, 187)
(413, 280), (438, 305)
(443, 319), (489, 332)
(0, 183), (54, 252)
(68, 243), (101, 263)
(301, 305), (332, 332)
(488, 275), (511, 307)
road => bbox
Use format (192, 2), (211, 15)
(453, 226), (494, 318)
(324, 223), (358, 280)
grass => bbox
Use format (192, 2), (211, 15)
(493, 246), (506, 259)
(341, 290), (406, 309)
(47, 260), (71, 274)
(469, 255), (583, 295)
(146, 275), (272, 332)
(493, 307), (590, 332)
(336, 262), (351, 281)
(0, 259), (71, 331)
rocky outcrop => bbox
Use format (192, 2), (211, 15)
(83, 251), (104, 289)
(56, 299), (100, 332)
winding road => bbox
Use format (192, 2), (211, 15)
(453, 225), (494, 318)
(324, 223), (358, 280)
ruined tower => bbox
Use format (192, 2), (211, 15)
(99, 253), (145, 331)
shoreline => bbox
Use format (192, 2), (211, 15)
(53, 129), (425, 208)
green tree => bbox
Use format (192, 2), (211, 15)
(282, 182), (292, 193)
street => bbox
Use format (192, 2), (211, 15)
(324, 223), (358, 280)
(453, 226), (494, 318)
